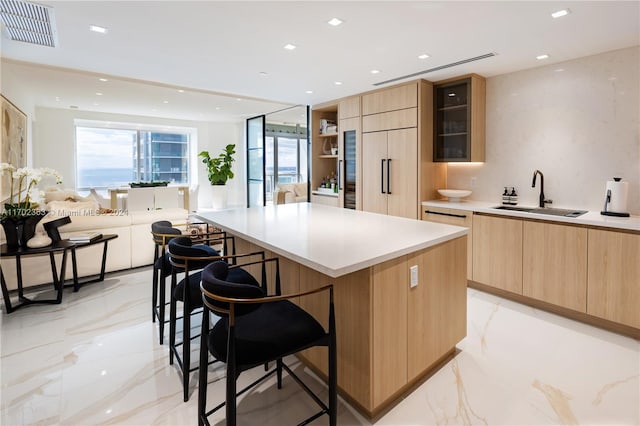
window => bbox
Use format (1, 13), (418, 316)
(75, 121), (194, 189)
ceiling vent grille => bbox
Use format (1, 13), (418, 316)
(374, 53), (496, 86)
(0, 0), (57, 47)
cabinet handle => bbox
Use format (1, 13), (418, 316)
(381, 159), (386, 194)
(424, 210), (467, 219)
(387, 158), (392, 195)
(338, 160), (343, 191)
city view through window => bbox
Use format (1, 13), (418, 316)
(76, 125), (192, 189)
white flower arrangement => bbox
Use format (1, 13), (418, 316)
(1, 163), (63, 217)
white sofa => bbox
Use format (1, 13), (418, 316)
(0, 208), (188, 291)
(273, 182), (308, 204)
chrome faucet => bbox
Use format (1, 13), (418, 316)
(531, 170), (552, 208)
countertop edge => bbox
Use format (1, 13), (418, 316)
(193, 210), (468, 278)
(421, 200), (640, 232)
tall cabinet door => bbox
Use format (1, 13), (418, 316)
(387, 128), (418, 219)
(362, 132), (388, 215)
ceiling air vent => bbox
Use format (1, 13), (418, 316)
(374, 53), (496, 86)
(0, 0), (57, 47)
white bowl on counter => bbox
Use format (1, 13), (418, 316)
(437, 189), (472, 202)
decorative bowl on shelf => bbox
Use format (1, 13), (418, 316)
(437, 189), (472, 202)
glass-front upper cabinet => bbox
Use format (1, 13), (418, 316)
(433, 75), (486, 162)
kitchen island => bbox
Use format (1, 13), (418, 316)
(195, 203), (468, 418)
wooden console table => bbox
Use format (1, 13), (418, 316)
(0, 234), (118, 313)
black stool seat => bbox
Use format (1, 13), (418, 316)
(209, 300), (325, 367)
(173, 268), (258, 307)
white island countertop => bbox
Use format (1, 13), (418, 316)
(195, 203), (468, 278)
(422, 199), (640, 232)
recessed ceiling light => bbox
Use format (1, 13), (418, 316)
(284, 44), (296, 50)
(99, 78), (108, 82)
(236, 98), (242, 101)
(536, 54), (549, 60)
(551, 9), (570, 18)
(370, 70), (380, 74)
(95, 92), (103, 96)
(334, 81), (343, 85)
(89, 25), (107, 34)
(215, 107), (221, 110)
(418, 54), (430, 59)
(163, 100), (169, 104)
(328, 18), (343, 26)
(55, 96), (60, 101)
(177, 89), (185, 93)
(305, 90), (313, 94)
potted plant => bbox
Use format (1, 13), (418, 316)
(198, 144), (236, 208)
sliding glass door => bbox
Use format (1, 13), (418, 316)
(246, 115), (265, 207)
(247, 106), (309, 207)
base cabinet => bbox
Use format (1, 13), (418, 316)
(422, 206), (473, 280)
(469, 214), (639, 336)
(258, 236), (466, 417)
(311, 194), (339, 207)
(472, 214), (523, 294)
(587, 229), (640, 328)
(523, 221), (588, 312)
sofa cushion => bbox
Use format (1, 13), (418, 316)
(46, 200), (100, 216)
(293, 183), (307, 197)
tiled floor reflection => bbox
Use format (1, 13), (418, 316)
(1, 267), (638, 425)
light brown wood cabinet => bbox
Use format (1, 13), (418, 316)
(338, 95), (361, 120)
(522, 221), (588, 312)
(314, 79), (444, 218)
(362, 108), (417, 132)
(472, 214), (523, 294)
(587, 229), (640, 328)
(275, 236), (467, 417)
(468, 213), (639, 336)
(362, 128), (418, 219)
(362, 83), (417, 115)
(406, 236), (467, 381)
(422, 206), (473, 280)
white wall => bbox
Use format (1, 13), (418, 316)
(197, 121), (246, 209)
(31, 107), (245, 210)
(447, 46), (640, 214)
(1, 61), (37, 165)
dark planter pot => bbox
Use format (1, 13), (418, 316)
(1, 212), (47, 249)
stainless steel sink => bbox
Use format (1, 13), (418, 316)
(493, 205), (535, 212)
(492, 206), (587, 218)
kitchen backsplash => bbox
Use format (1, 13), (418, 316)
(446, 46), (639, 214)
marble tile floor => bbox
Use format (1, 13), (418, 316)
(1, 267), (638, 426)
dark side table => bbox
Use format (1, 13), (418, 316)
(0, 234), (118, 313)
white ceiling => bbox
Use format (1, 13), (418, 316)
(1, 1), (639, 123)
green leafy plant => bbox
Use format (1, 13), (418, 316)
(198, 144), (236, 185)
